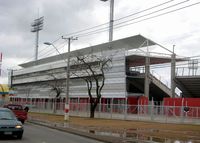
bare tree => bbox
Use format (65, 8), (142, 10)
(25, 86), (31, 104)
(48, 74), (64, 113)
(71, 54), (112, 118)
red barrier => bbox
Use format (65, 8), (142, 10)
(164, 98), (200, 107)
(164, 98), (200, 117)
(127, 96), (148, 114)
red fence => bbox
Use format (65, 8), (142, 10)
(164, 98), (200, 117)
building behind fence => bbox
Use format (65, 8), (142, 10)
(11, 99), (200, 125)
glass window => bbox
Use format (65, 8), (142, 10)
(0, 110), (15, 120)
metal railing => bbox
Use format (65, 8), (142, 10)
(128, 67), (169, 88)
(11, 100), (200, 124)
(176, 66), (200, 76)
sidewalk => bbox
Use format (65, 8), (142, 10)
(28, 112), (200, 143)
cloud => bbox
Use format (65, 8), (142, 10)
(1, 0), (200, 84)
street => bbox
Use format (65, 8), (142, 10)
(0, 123), (105, 143)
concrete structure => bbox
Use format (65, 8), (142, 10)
(175, 58), (200, 98)
(9, 35), (182, 104)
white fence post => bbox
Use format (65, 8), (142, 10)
(24, 100), (200, 124)
(165, 106), (168, 123)
(111, 98), (113, 119)
(99, 98), (101, 118)
(151, 98), (154, 121)
(124, 98), (127, 120)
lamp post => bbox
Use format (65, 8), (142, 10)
(44, 41), (70, 120)
(44, 37), (77, 121)
(61, 37), (76, 121)
(44, 42), (67, 63)
(100, 0), (114, 42)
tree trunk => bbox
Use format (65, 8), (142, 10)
(90, 106), (95, 118)
(90, 99), (100, 118)
(90, 103), (98, 118)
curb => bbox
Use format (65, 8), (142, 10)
(28, 120), (124, 143)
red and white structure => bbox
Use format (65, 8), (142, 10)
(9, 35), (181, 105)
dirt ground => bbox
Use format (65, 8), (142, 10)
(29, 112), (200, 142)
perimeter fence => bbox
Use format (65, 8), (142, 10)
(11, 100), (200, 124)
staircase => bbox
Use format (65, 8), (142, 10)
(128, 67), (176, 97)
(149, 73), (172, 97)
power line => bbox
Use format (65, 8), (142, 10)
(113, 0), (189, 27)
(17, 0), (193, 62)
(76, 0), (192, 38)
(9, 1), (200, 69)
(75, 1), (199, 38)
(39, 41), (66, 58)
(61, 0), (175, 38)
(17, 36), (63, 66)
(116, 0), (175, 21)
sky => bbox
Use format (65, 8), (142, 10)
(0, 0), (200, 84)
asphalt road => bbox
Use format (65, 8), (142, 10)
(0, 123), (105, 143)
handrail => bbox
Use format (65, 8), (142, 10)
(151, 70), (169, 88)
(176, 67), (200, 76)
(127, 50), (172, 58)
(128, 66), (170, 89)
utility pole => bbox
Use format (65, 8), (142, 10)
(44, 37), (77, 120)
(62, 36), (78, 121)
(31, 16), (44, 61)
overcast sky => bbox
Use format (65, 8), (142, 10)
(0, 0), (200, 84)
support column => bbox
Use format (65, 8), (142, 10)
(144, 40), (150, 99)
(124, 97), (128, 120)
(171, 45), (176, 98)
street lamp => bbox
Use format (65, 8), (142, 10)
(44, 37), (77, 121)
(43, 42), (67, 63)
(44, 41), (70, 121)
(100, 0), (114, 42)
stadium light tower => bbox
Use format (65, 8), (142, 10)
(31, 16), (44, 61)
(100, 0), (114, 42)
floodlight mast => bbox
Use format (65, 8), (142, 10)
(100, 0), (114, 42)
(31, 16), (44, 61)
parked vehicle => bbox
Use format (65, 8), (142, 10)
(3, 104), (28, 124)
(0, 108), (24, 139)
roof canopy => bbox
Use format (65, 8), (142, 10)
(126, 55), (185, 66)
(19, 34), (157, 68)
